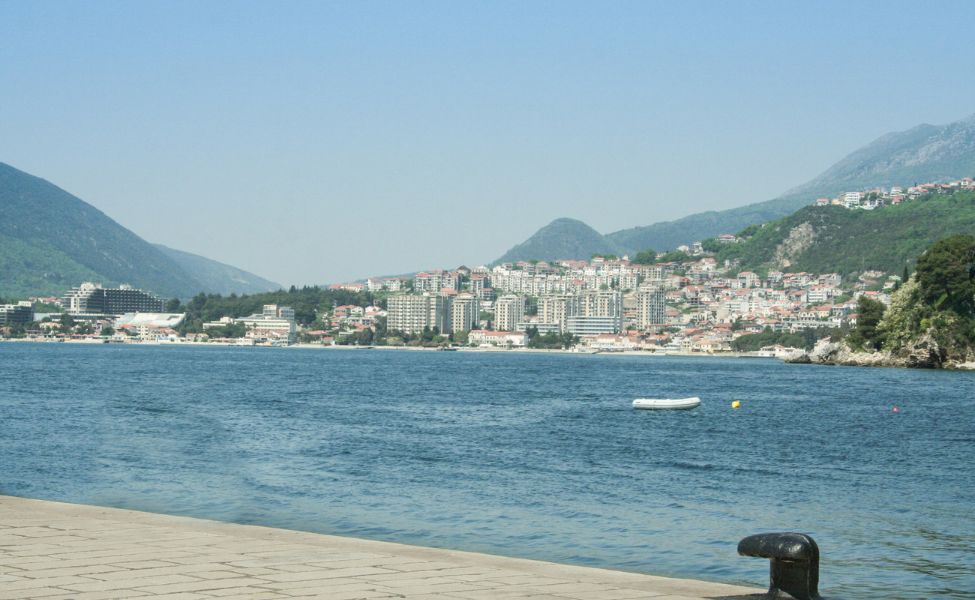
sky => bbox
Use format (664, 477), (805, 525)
(2, 1), (975, 286)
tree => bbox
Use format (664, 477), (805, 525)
(700, 238), (722, 253)
(658, 250), (692, 263)
(58, 313), (76, 333)
(205, 322), (246, 339)
(737, 223), (762, 238)
(356, 328), (374, 346)
(165, 298), (183, 312)
(632, 249), (656, 265)
(848, 296), (887, 350)
(915, 234), (975, 318)
(373, 315), (388, 340)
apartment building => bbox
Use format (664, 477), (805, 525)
(636, 287), (666, 328)
(494, 294), (525, 332)
(538, 293), (578, 332)
(450, 293), (478, 333)
(0, 301), (34, 325)
(62, 282), (164, 316)
(387, 293), (451, 335)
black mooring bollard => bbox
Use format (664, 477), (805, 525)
(738, 532), (822, 600)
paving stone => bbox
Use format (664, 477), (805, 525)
(0, 588), (70, 600)
(261, 566), (396, 582)
(43, 592), (153, 600)
(0, 495), (762, 600)
(0, 574), (99, 590)
(134, 576), (272, 594)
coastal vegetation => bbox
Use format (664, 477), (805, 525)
(876, 235), (975, 359)
(803, 235), (975, 367)
(174, 286), (378, 333)
(710, 190), (975, 277)
(525, 328), (578, 349)
(731, 326), (841, 352)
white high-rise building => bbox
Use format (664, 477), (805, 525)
(564, 290), (623, 335)
(494, 294), (525, 332)
(450, 294), (477, 333)
(579, 290), (622, 319)
(387, 294), (451, 335)
(636, 287), (666, 328)
(538, 293), (579, 332)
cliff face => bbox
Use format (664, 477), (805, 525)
(793, 335), (970, 369)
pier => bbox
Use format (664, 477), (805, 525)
(0, 495), (762, 600)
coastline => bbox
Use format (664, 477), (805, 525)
(785, 338), (975, 371)
(0, 494), (763, 599)
(10, 337), (975, 369)
(0, 337), (774, 360)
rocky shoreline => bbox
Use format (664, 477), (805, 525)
(786, 336), (975, 370)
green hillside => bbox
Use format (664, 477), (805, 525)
(715, 190), (975, 276)
(494, 218), (623, 264)
(0, 233), (104, 297)
(0, 162), (281, 298)
(604, 201), (790, 257)
(154, 245), (280, 295)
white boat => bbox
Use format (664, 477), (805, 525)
(632, 397), (701, 410)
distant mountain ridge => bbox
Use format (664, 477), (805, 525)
(495, 113), (975, 263)
(0, 162), (281, 298)
(495, 218), (623, 265)
(154, 244), (281, 296)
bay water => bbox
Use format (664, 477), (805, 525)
(2, 343), (973, 598)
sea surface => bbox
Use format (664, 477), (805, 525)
(2, 343), (973, 598)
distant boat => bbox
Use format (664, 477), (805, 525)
(632, 397), (701, 410)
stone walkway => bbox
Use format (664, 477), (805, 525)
(0, 496), (763, 600)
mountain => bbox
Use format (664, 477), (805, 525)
(782, 114), (975, 199)
(495, 113), (975, 262)
(715, 189), (975, 276)
(0, 162), (280, 298)
(153, 245), (281, 296)
(494, 218), (622, 264)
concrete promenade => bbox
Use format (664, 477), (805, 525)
(0, 496), (763, 600)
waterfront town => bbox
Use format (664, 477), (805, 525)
(4, 177), (972, 354)
(0, 253), (890, 357)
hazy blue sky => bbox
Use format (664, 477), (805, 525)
(2, 1), (974, 285)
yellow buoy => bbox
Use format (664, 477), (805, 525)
(731, 400), (741, 409)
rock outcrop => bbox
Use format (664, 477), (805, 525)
(786, 336), (973, 370)
(903, 333), (947, 369)
(772, 222), (816, 269)
(786, 339), (908, 367)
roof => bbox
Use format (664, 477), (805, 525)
(113, 313), (186, 328)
